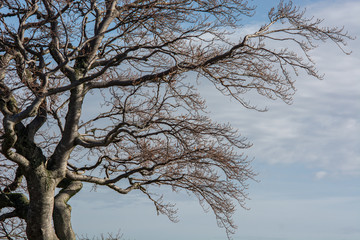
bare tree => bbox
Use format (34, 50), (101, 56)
(0, 0), (352, 239)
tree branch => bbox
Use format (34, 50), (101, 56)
(0, 211), (17, 222)
(53, 180), (82, 240)
(0, 191), (29, 220)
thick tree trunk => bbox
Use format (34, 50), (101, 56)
(25, 168), (60, 240)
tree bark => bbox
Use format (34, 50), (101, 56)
(25, 167), (59, 240)
(53, 180), (83, 240)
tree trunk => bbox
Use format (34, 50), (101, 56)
(53, 180), (83, 240)
(25, 168), (60, 240)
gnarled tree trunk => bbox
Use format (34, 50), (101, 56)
(25, 168), (59, 240)
(0, 1), (352, 239)
(53, 180), (83, 240)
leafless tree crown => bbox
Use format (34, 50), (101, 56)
(0, 0), (351, 239)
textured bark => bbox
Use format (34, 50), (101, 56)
(25, 168), (59, 240)
(0, 1), (352, 239)
(0, 193), (29, 220)
(53, 180), (83, 240)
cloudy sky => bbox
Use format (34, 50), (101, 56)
(71, 1), (360, 239)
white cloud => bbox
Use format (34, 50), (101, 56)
(315, 171), (328, 179)
(71, 1), (360, 239)
(203, 0), (360, 177)
(307, 0), (360, 26)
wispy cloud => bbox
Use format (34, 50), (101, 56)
(204, 0), (360, 177)
(315, 170), (328, 179)
(71, 1), (360, 239)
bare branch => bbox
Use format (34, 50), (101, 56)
(0, 0), (353, 239)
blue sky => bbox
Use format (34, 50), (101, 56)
(70, 1), (360, 239)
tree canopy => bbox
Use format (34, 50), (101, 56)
(0, 0), (351, 239)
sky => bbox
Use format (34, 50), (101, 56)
(70, 1), (360, 239)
